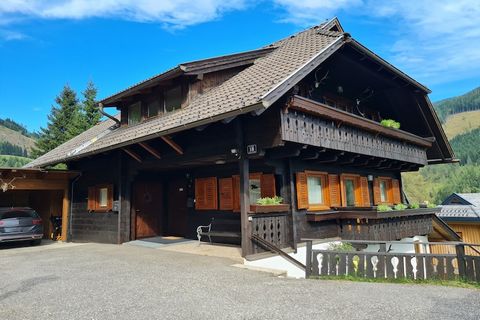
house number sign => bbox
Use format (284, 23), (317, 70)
(247, 144), (257, 154)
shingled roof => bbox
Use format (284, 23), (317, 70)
(25, 18), (433, 168)
(438, 193), (480, 222)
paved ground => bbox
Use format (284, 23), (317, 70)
(1, 242), (479, 320)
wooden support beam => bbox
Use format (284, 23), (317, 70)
(138, 142), (161, 159)
(338, 154), (361, 165)
(316, 155), (339, 164)
(160, 136), (184, 155)
(61, 187), (70, 241)
(123, 148), (142, 163)
(300, 149), (319, 160)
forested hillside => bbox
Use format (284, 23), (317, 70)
(403, 86), (480, 204)
(434, 86), (480, 122)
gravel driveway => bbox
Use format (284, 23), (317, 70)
(0, 242), (479, 320)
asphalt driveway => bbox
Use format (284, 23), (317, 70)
(0, 242), (479, 320)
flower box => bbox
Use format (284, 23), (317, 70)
(249, 204), (290, 213)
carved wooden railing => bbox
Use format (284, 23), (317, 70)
(338, 216), (433, 241)
(305, 240), (480, 283)
(250, 212), (292, 254)
(281, 96), (431, 165)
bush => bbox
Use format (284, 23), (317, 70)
(328, 242), (355, 252)
(380, 119), (401, 129)
(256, 196), (283, 205)
(394, 203), (408, 210)
(377, 204), (393, 212)
(409, 203), (420, 209)
(427, 203), (437, 208)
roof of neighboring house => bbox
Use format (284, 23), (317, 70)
(438, 193), (480, 222)
(25, 17), (441, 168)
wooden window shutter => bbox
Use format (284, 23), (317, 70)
(87, 187), (96, 211)
(328, 174), (341, 207)
(232, 175), (240, 212)
(373, 178), (381, 205)
(106, 184), (114, 211)
(353, 177), (363, 207)
(359, 177), (370, 207)
(392, 179), (402, 204)
(219, 178), (234, 210)
(260, 174), (276, 198)
(296, 172), (309, 209)
(195, 177), (218, 210)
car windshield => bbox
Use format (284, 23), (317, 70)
(0, 210), (38, 219)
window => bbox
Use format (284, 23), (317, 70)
(379, 180), (388, 203)
(164, 86), (182, 112)
(230, 173), (276, 212)
(88, 184), (113, 212)
(373, 177), (402, 205)
(344, 178), (356, 206)
(128, 102), (142, 125)
(147, 100), (160, 118)
(296, 171), (330, 211)
(249, 175), (262, 205)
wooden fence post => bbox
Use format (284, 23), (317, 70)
(455, 244), (467, 280)
(305, 240), (312, 278)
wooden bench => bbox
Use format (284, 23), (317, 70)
(196, 218), (241, 244)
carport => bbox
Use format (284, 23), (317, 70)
(0, 168), (78, 240)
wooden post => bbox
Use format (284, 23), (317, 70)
(456, 244), (467, 280)
(305, 240), (312, 278)
(236, 118), (251, 257)
(61, 187), (70, 241)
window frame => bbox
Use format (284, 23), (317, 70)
(304, 171), (330, 211)
(88, 184), (114, 213)
(164, 85), (182, 113)
(340, 174), (361, 207)
(376, 177), (394, 205)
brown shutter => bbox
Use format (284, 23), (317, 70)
(354, 177), (363, 207)
(373, 178), (381, 205)
(87, 186), (96, 211)
(392, 179), (402, 204)
(232, 175), (240, 212)
(296, 172), (309, 209)
(219, 178), (233, 210)
(359, 177), (370, 207)
(261, 174), (276, 198)
(328, 174), (341, 207)
(106, 184), (114, 211)
(195, 177), (218, 210)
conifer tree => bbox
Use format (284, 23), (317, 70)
(81, 81), (100, 128)
(32, 85), (80, 157)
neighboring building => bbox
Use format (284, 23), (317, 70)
(21, 18), (458, 257)
(435, 193), (480, 255)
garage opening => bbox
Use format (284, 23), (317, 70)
(0, 168), (78, 240)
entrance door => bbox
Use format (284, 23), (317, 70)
(167, 178), (188, 237)
(133, 181), (163, 239)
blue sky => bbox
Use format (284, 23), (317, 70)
(0, 0), (479, 132)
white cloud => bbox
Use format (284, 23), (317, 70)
(0, 0), (247, 28)
(273, 0), (480, 86)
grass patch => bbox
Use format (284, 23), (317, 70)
(311, 275), (480, 290)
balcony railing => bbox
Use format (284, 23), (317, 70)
(280, 96), (434, 165)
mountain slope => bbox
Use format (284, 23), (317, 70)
(434, 86), (480, 122)
(0, 125), (36, 155)
(442, 110), (480, 139)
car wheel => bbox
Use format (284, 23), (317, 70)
(31, 239), (42, 246)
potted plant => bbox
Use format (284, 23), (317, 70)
(250, 196), (290, 213)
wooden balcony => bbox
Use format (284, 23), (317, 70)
(306, 208), (443, 241)
(280, 96), (434, 165)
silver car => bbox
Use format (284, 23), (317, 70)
(0, 207), (43, 245)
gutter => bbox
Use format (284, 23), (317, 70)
(98, 103), (121, 126)
(68, 173), (82, 242)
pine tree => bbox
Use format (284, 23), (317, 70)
(82, 81), (100, 128)
(32, 85), (80, 157)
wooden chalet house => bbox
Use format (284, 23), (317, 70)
(26, 18), (457, 257)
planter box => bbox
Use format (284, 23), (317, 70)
(250, 204), (290, 213)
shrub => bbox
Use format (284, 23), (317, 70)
(409, 203), (420, 209)
(377, 204), (393, 212)
(427, 202), (437, 208)
(328, 242), (355, 252)
(394, 203), (408, 210)
(380, 119), (401, 129)
(256, 196), (283, 205)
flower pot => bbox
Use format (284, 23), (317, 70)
(249, 204), (290, 213)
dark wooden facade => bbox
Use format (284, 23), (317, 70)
(54, 42), (453, 257)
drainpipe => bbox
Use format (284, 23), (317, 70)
(98, 103), (121, 127)
(68, 173), (82, 242)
